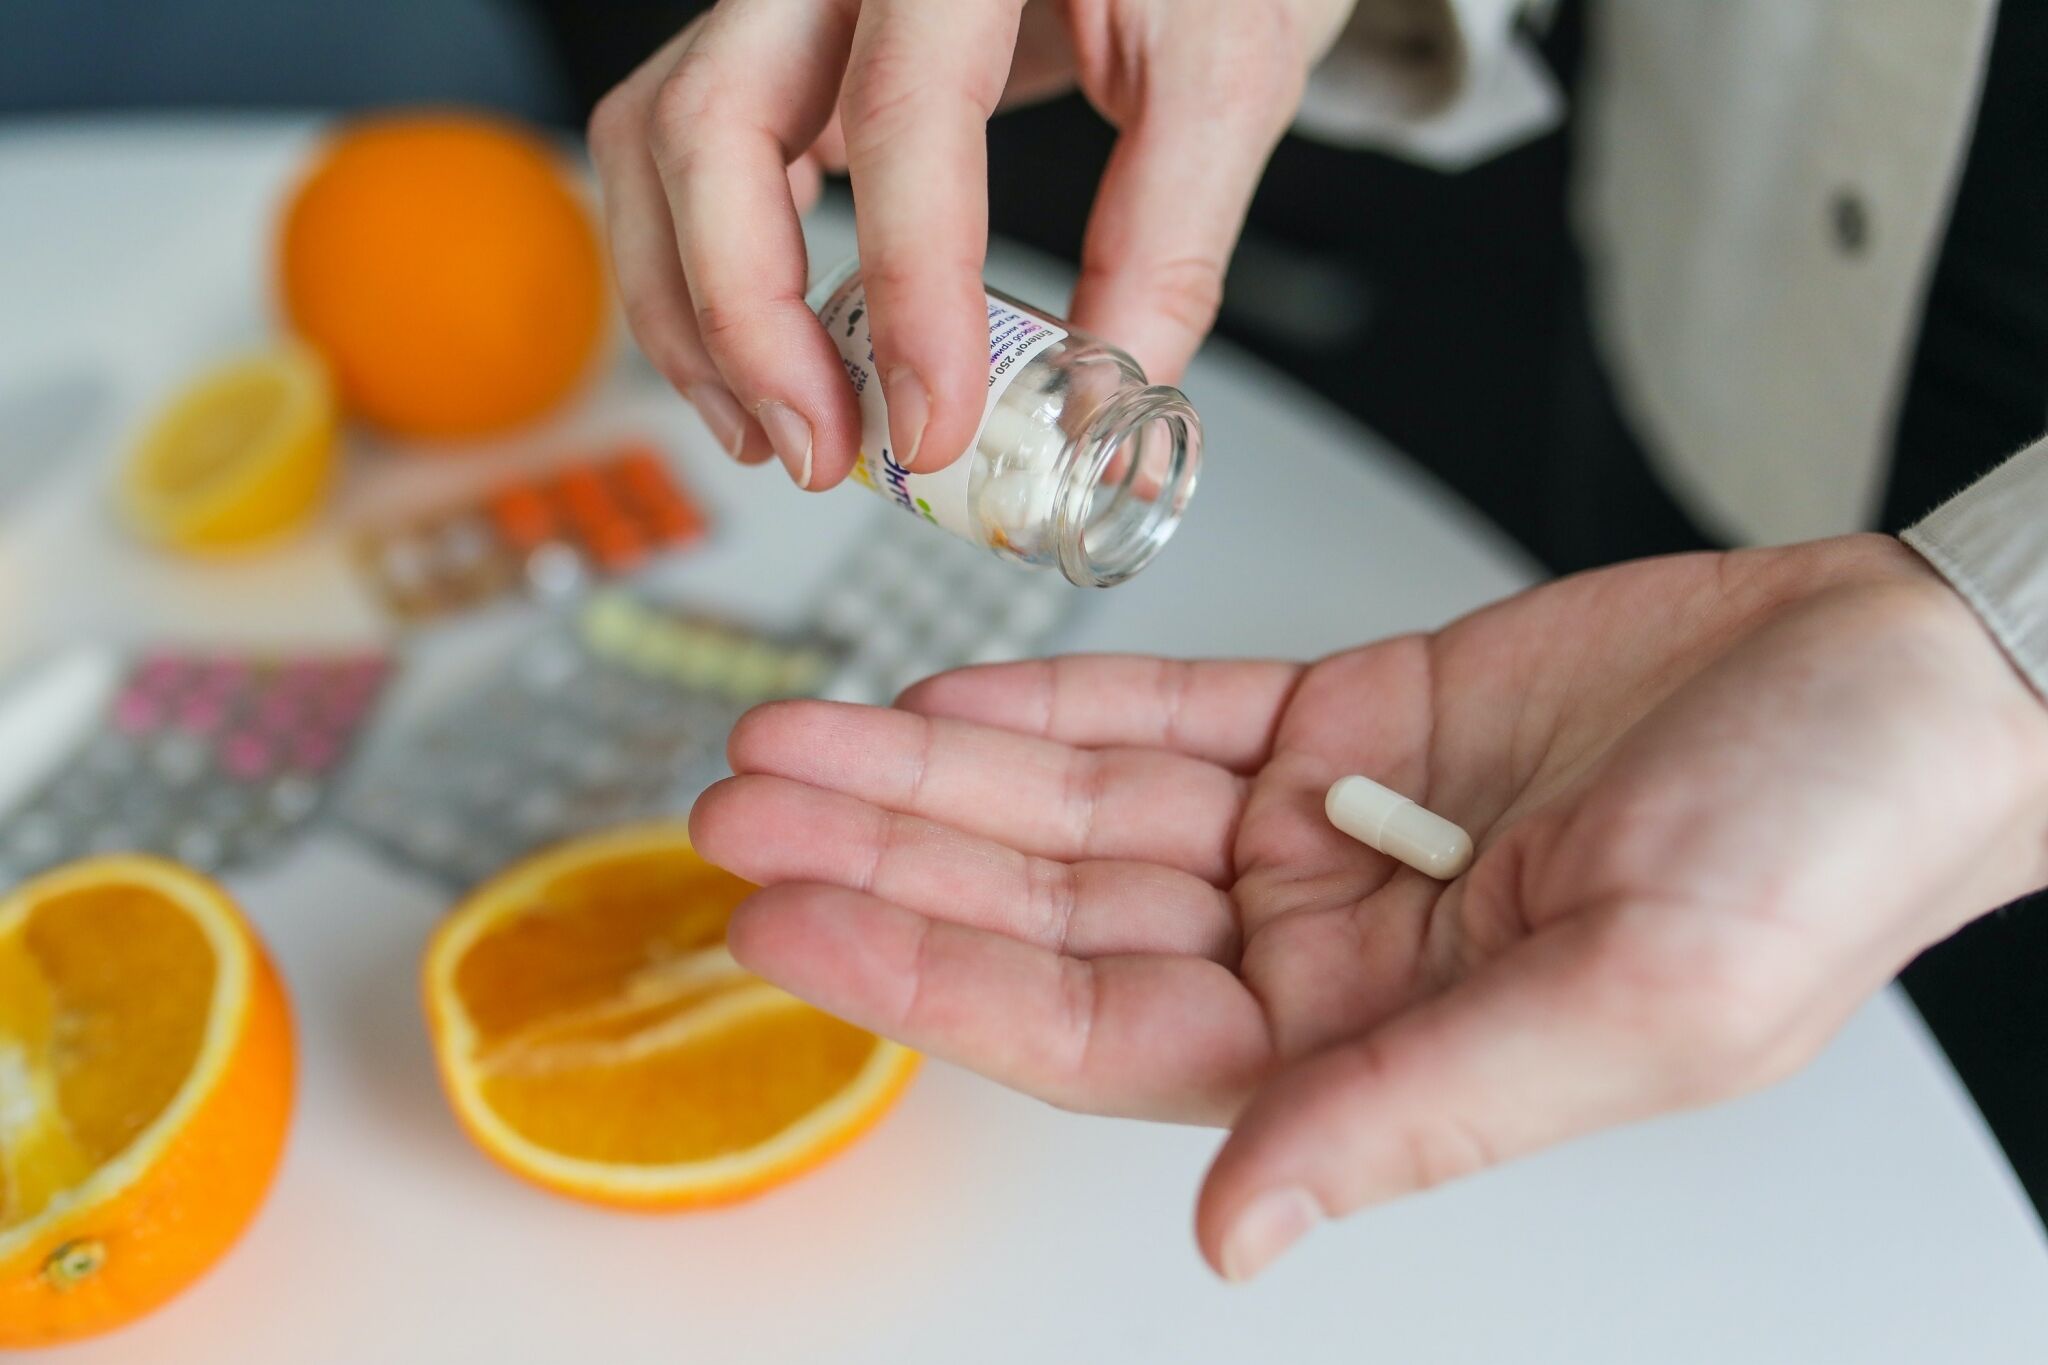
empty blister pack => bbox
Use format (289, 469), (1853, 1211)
(0, 647), (393, 883)
(340, 593), (845, 885)
(806, 512), (1085, 703)
(342, 513), (1087, 889)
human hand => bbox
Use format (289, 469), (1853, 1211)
(587, 0), (1358, 488)
(690, 534), (2048, 1279)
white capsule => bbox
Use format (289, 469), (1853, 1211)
(976, 399), (1042, 466)
(1324, 775), (1473, 880)
(982, 469), (1054, 536)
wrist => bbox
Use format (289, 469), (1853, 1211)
(1877, 541), (2048, 906)
(1772, 534), (2048, 913)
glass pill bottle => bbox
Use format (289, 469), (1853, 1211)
(807, 258), (1202, 587)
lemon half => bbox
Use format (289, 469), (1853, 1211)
(119, 348), (337, 552)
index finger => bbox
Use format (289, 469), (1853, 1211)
(724, 699), (1249, 882)
(896, 655), (1306, 772)
(652, 0), (864, 489)
(839, 0), (1028, 473)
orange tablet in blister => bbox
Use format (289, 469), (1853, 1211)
(586, 519), (646, 573)
(630, 482), (703, 543)
(488, 485), (557, 551)
(615, 451), (706, 544)
(614, 449), (673, 500)
(642, 497), (705, 545)
(556, 467), (616, 531)
(354, 440), (709, 621)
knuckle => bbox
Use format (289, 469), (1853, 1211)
(852, 255), (919, 302)
(691, 296), (755, 351)
(1059, 750), (1107, 854)
(867, 811), (910, 896)
(1056, 957), (1101, 1089)
(621, 300), (700, 389)
(688, 286), (814, 384)
(894, 911), (936, 1033)
(1213, 48), (1301, 126)
(1080, 255), (1226, 341)
(850, 253), (988, 335)
(648, 52), (721, 169)
(838, 86), (922, 157)
(1024, 856), (1080, 953)
(1165, 6), (1309, 130)
(1401, 1114), (1496, 1192)
(1148, 257), (1227, 336)
(1346, 1036), (1496, 1191)
(840, 38), (919, 136)
(841, 42), (994, 146)
(585, 86), (637, 153)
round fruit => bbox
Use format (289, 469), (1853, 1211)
(423, 826), (919, 1209)
(0, 856), (295, 1348)
(278, 112), (607, 441)
(117, 347), (336, 552)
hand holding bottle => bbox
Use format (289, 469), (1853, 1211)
(586, 0), (1360, 488)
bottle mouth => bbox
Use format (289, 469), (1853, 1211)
(1052, 384), (1201, 588)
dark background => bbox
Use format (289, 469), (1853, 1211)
(8, 0), (2043, 1222)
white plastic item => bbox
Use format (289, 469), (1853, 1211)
(0, 647), (122, 819)
(1324, 774), (1474, 879)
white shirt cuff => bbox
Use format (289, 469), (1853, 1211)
(1902, 438), (2048, 701)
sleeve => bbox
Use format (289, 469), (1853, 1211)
(1293, 0), (1563, 171)
(1901, 438), (2048, 701)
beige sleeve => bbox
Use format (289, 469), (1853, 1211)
(1295, 0), (1561, 170)
(1901, 438), (2048, 700)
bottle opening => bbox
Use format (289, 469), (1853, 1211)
(1055, 386), (1201, 587)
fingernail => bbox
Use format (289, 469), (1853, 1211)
(884, 368), (929, 469)
(1222, 1186), (1321, 1283)
(756, 401), (813, 489)
(687, 383), (747, 459)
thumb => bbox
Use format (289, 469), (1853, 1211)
(1195, 913), (1753, 1283)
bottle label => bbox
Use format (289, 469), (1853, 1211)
(816, 275), (1067, 542)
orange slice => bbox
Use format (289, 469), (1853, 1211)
(423, 826), (918, 1209)
(118, 347), (337, 552)
(0, 856), (295, 1348)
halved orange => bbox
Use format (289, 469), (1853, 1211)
(0, 856), (295, 1348)
(422, 826), (918, 1209)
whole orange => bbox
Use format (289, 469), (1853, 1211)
(277, 112), (607, 442)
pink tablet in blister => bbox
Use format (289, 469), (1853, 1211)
(0, 649), (394, 880)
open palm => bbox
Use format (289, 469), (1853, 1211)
(691, 534), (2048, 1278)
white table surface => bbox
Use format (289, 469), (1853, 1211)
(2, 117), (2045, 1364)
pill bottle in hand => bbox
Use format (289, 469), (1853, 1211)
(810, 258), (1202, 587)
